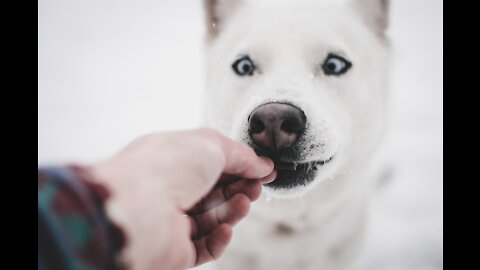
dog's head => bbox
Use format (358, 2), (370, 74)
(202, 0), (390, 197)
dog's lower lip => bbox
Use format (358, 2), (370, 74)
(265, 156), (334, 189)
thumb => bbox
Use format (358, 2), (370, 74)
(167, 128), (273, 210)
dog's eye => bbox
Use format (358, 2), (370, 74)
(232, 56), (255, 76)
(322, 54), (352, 76)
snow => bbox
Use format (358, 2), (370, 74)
(38, 0), (442, 269)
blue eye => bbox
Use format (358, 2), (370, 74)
(322, 54), (352, 75)
(232, 56), (255, 76)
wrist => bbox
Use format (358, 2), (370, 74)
(66, 165), (129, 269)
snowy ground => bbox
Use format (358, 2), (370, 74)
(38, 0), (443, 269)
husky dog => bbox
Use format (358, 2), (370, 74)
(201, 0), (390, 269)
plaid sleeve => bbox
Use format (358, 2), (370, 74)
(38, 165), (127, 270)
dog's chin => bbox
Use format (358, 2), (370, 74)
(263, 156), (334, 197)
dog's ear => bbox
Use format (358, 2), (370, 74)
(203, 0), (244, 39)
(351, 0), (389, 37)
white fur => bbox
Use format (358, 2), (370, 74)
(202, 0), (390, 269)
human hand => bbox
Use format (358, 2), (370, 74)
(89, 128), (275, 269)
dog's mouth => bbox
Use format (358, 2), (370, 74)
(264, 156), (334, 189)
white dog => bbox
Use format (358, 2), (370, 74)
(201, 0), (390, 269)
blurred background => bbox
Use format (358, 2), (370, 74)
(38, 0), (443, 269)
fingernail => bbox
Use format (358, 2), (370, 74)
(258, 156), (274, 169)
(259, 170), (277, 184)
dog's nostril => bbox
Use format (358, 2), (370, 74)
(249, 117), (265, 134)
(281, 119), (303, 133)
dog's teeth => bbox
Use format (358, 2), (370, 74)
(274, 157), (332, 172)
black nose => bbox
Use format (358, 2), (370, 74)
(248, 103), (306, 153)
